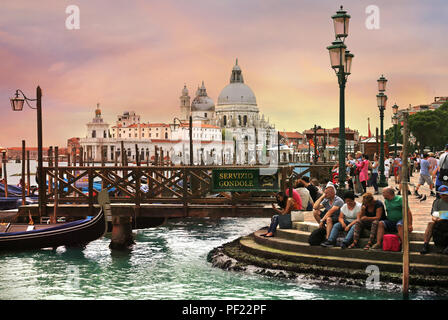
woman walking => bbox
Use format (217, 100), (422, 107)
(369, 154), (379, 195)
(357, 154), (370, 194)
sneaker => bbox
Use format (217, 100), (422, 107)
(420, 195), (427, 202)
(321, 240), (335, 247)
(420, 242), (430, 255)
(340, 242), (348, 249)
(430, 191), (436, 197)
(414, 190), (420, 197)
(443, 246), (448, 255)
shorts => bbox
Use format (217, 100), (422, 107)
(320, 209), (339, 225)
(382, 219), (403, 232)
(419, 174), (434, 186)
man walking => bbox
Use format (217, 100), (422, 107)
(415, 154), (435, 200)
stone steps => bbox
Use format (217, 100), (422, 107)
(292, 221), (425, 242)
(254, 230), (448, 266)
(240, 235), (448, 275)
(275, 229), (434, 253)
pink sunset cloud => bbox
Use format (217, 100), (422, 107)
(0, 0), (447, 148)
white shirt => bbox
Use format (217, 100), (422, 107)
(295, 187), (311, 209)
(340, 202), (362, 222)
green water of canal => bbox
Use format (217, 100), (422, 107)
(0, 217), (446, 300)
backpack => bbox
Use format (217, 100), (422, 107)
(383, 234), (401, 251)
(433, 220), (448, 248)
(439, 155), (448, 183)
(308, 228), (326, 246)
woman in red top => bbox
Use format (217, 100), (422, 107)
(356, 154), (370, 194)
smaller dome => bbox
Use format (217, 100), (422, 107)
(191, 81), (215, 112)
(191, 96), (215, 111)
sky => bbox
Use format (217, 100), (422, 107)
(0, 0), (447, 147)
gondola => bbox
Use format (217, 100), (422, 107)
(0, 206), (107, 252)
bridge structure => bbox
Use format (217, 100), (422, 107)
(18, 163), (332, 248)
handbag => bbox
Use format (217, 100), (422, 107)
(278, 214), (292, 229)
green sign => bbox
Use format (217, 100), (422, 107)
(211, 168), (280, 192)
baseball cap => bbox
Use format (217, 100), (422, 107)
(437, 185), (448, 195)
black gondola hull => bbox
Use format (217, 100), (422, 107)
(0, 210), (106, 252)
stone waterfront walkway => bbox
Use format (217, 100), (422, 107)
(303, 173), (438, 232)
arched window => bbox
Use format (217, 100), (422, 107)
(165, 132), (168, 139)
(223, 115), (227, 126)
(238, 115), (242, 126)
(92, 130), (96, 138)
(243, 115), (247, 126)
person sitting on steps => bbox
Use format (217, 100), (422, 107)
(371, 187), (413, 250)
(262, 192), (298, 238)
(321, 191), (362, 249)
(420, 185), (448, 255)
(351, 192), (385, 250)
(313, 182), (344, 241)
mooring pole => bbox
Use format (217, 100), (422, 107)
(26, 150), (30, 196)
(1, 151), (7, 198)
(401, 111), (410, 299)
(52, 146), (59, 224)
(21, 140), (26, 205)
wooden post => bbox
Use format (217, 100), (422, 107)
(401, 112), (410, 299)
(21, 140), (26, 205)
(2, 151), (8, 198)
(79, 147), (84, 167)
(48, 146), (53, 194)
(88, 167), (94, 216)
(52, 146), (59, 224)
(135, 144), (140, 166)
(26, 150), (30, 196)
(73, 148), (77, 167)
(189, 116), (193, 165)
(278, 131), (281, 165)
(161, 148), (164, 166)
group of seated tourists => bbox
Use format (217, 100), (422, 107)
(316, 185), (412, 250)
(264, 175), (448, 255)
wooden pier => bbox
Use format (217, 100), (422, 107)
(15, 163), (333, 248)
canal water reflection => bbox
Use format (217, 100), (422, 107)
(0, 217), (446, 300)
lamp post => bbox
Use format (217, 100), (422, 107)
(377, 75), (388, 187)
(10, 86), (44, 217)
(327, 6), (353, 193)
(392, 104), (399, 158)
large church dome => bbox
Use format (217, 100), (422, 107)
(217, 59), (257, 106)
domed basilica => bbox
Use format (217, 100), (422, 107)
(179, 59), (276, 164)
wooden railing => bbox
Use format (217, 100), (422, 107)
(41, 164), (314, 215)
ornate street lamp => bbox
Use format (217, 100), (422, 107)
(392, 104), (399, 158)
(10, 86), (44, 217)
(377, 85), (388, 187)
(327, 5), (353, 194)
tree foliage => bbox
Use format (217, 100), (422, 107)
(408, 102), (448, 152)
